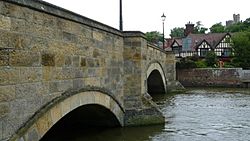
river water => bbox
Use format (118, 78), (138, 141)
(48, 88), (250, 141)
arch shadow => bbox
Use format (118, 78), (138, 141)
(10, 88), (124, 141)
(146, 61), (167, 95)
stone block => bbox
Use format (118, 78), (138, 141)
(56, 19), (72, 32)
(79, 92), (94, 105)
(55, 53), (65, 67)
(29, 37), (49, 52)
(50, 103), (62, 124)
(10, 51), (40, 67)
(15, 83), (40, 99)
(35, 113), (52, 137)
(25, 128), (39, 141)
(57, 80), (73, 92)
(84, 77), (101, 87)
(49, 81), (59, 93)
(0, 85), (15, 102)
(2, 117), (14, 140)
(80, 57), (86, 67)
(42, 67), (55, 81)
(61, 67), (74, 79)
(10, 18), (26, 33)
(61, 98), (71, 116)
(93, 49), (100, 58)
(62, 31), (77, 43)
(19, 67), (42, 83)
(25, 97), (43, 116)
(41, 53), (55, 66)
(80, 25), (93, 38)
(72, 56), (80, 67)
(0, 67), (20, 85)
(70, 95), (80, 110)
(0, 15), (11, 30)
(0, 103), (10, 118)
(73, 79), (84, 89)
(64, 56), (72, 67)
(93, 31), (103, 41)
(9, 99), (26, 118)
(86, 58), (95, 67)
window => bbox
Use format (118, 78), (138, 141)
(200, 48), (209, 57)
(222, 48), (231, 57)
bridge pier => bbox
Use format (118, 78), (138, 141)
(123, 32), (166, 126)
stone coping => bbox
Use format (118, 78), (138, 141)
(4, 0), (123, 36)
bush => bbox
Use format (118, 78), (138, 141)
(176, 57), (197, 69)
(195, 60), (207, 68)
(205, 51), (218, 67)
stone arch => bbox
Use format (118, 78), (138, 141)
(146, 61), (167, 95)
(10, 89), (124, 141)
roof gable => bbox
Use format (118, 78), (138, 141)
(185, 33), (231, 50)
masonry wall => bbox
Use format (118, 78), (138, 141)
(0, 1), (124, 140)
(177, 68), (249, 87)
(0, 0), (178, 140)
(142, 44), (176, 91)
(123, 32), (176, 126)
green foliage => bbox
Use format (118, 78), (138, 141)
(145, 31), (162, 44)
(225, 18), (250, 33)
(223, 62), (235, 68)
(231, 32), (250, 69)
(170, 27), (184, 38)
(210, 22), (225, 33)
(205, 51), (218, 67)
(176, 57), (197, 69)
(226, 23), (245, 32)
(193, 21), (208, 34)
(195, 60), (207, 68)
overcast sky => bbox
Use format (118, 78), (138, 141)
(43, 0), (249, 37)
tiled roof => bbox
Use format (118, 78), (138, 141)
(186, 33), (230, 50)
(175, 38), (183, 46)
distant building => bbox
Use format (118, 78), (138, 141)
(165, 23), (234, 59)
(226, 14), (240, 27)
(233, 14), (240, 23)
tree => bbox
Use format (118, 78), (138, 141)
(193, 21), (208, 34)
(225, 23), (245, 33)
(210, 22), (225, 33)
(170, 27), (184, 38)
(205, 51), (218, 67)
(231, 32), (250, 69)
(145, 31), (162, 44)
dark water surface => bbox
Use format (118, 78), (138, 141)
(49, 88), (250, 141)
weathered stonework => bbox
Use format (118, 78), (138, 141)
(0, 0), (177, 141)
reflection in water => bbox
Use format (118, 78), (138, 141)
(46, 88), (250, 141)
(45, 125), (164, 141)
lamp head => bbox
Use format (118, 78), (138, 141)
(161, 13), (166, 21)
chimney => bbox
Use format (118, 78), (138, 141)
(184, 22), (195, 36)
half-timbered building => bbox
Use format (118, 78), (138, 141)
(168, 33), (233, 58)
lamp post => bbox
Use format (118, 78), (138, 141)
(161, 13), (166, 49)
(119, 0), (123, 31)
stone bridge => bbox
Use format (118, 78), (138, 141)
(0, 0), (178, 140)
